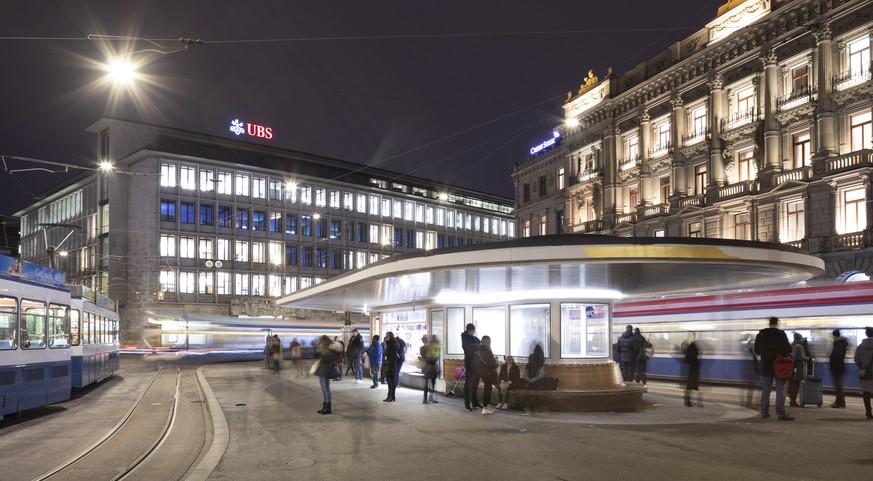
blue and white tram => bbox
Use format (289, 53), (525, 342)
(69, 285), (120, 388)
(613, 282), (873, 390)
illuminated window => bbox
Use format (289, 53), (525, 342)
(180, 166), (196, 190)
(426, 206), (434, 224)
(300, 185), (312, 205)
(216, 272), (231, 295)
(198, 272), (214, 294)
(269, 212), (282, 232)
(216, 172), (232, 195)
(370, 195), (380, 215)
(234, 273), (249, 295)
(848, 37), (871, 78)
(791, 65), (809, 92)
(841, 187), (866, 234)
(268, 275), (282, 297)
(159, 269), (176, 293)
(560, 303), (609, 357)
(235, 241), (249, 262)
(216, 239), (230, 261)
(252, 275), (265, 296)
(252, 242), (265, 263)
(656, 124), (670, 151)
(179, 272), (196, 294)
(315, 187), (326, 207)
(160, 234), (175, 257)
(510, 304), (550, 357)
(736, 86), (755, 114)
(629, 187), (639, 210)
(357, 194), (367, 214)
(252, 211), (266, 231)
(792, 131), (811, 169)
(523, 219), (531, 237)
(627, 136), (640, 161)
(539, 215), (547, 236)
(659, 176), (670, 204)
(694, 164), (707, 195)
(268, 180), (282, 200)
(688, 221), (701, 238)
(198, 238), (213, 259)
(691, 106), (707, 137)
(415, 204), (424, 223)
(160, 163), (176, 187)
(179, 236), (195, 258)
(851, 111), (872, 151)
(734, 213), (751, 240)
(330, 190), (340, 209)
(235, 173), (250, 196)
(382, 198), (391, 217)
(737, 149), (754, 182)
(558, 168), (565, 190)
(252, 177), (266, 199)
(344, 192), (354, 210)
(785, 200), (805, 242)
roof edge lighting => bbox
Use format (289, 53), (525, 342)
(434, 288), (625, 306)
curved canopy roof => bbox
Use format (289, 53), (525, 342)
(277, 236), (825, 313)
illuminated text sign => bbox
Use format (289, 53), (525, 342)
(530, 131), (561, 155)
(229, 118), (274, 140)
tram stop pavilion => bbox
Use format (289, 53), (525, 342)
(277, 235), (824, 411)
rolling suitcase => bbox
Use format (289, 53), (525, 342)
(799, 363), (823, 408)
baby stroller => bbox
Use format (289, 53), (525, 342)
(445, 367), (466, 397)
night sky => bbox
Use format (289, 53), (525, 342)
(1, 0), (723, 231)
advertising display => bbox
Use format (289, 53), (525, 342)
(381, 310), (428, 373)
(0, 254), (65, 287)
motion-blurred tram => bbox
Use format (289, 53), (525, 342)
(0, 255), (119, 418)
(613, 281), (873, 390)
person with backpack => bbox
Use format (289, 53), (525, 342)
(633, 327), (650, 389)
(754, 317), (794, 421)
(461, 323), (482, 412)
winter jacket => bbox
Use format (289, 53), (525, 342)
(347, 334), (364, 357)
(315, 342), (343, 378)
(498, 363), (521, 385)
(791, 342), (809, 380)
(475, 345), (498, 378)
(366, 341), (383, 366)
(854, 338), (873, 392)
(461, 331), (481, 371)
(829, 336), (848, 376)
(755, 327), (791, 378)
(617, 330), (638, 363)
(383, 338), (401, 378)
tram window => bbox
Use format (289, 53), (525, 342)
(0, 296), (17, 350)
(110, 319), (118, 344)
(510, 304), (550, 358)
(445, 307), (465, 355)
(70, 310), (81, 346)
(21, 299), (47, 349)
(84, 312), (92, 345)
(49, 303), (70, 348)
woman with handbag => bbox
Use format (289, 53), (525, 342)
(853, 326), (873, 419)
(315, 335), (343, 415)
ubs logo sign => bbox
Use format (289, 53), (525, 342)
(229, 118), (274, 140)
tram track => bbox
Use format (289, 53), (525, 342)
(32, 364), (183, 481)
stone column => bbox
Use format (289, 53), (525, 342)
(639, 109), (653, 206)
(761, 49), (781, 172)
(813, 24), (837, 159)
(601, 125), (619, 225)
(708, 73), (727, 187)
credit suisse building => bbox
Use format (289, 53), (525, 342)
(513, 0), (873, 279)
(16, 118), (514, 344)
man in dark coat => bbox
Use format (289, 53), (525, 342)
(347, 329), (365, 383)
(616, 325), (638, 382)
(461, 323), (482, 412)
(829, 329), (849, 408)
(754, 317), (794, 421)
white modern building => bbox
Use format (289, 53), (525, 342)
(16, 118), (514, 345)
(513, 0), (873, 279)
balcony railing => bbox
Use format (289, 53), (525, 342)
(682, 129), (708, 146)
(776, 86), (817, 111)
(678, 194), (704, 208)
(642, 203), (669, 218)
(615, 212), (636, 225)
(833, 64), (872, 91)
(824, 149), (873, 176)
(783, 240), (804, 249)
(648, 142), (671, 159)
(582, 219), (603, 232)
(721, 108), (759, 131)
(620, 156), (640, 171)
(833, 231), (865, 251)
(714, 180), (756, 201)
(773, 165), (813, 186)
(578, 169), (602, 182)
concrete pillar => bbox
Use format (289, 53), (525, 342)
(813, 24), (837, 159)
(602, 124), (619, 223)
(639, 109), (653, 206)
(668, 96), (686, 202)
(761, 49), (781, 172)
(708, 73), (726, 187)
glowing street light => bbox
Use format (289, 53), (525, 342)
(566, 117), (580, 128)
(99, 160), (114, 172)
(106, 58), (138, 84)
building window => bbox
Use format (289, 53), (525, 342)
(370, 195), (381, 216)
(627, 136), (640, 162)
(357, 194), (367, 214)
(848, 37), (871, 79)
(301, 216), (312, 236)
(284, 276), (299, 294)
(330, 190), (341, 209)
(252, 177), (266, 199)
(216, 272), (231, 295)
(301, 246), (313, 267)
(734, 213), (751, 240)
(316, 187), (327, 207)
(285, 246), (297, 265)
(851, 111), (872, 151)
(694, 164), (707, 195)
(404, 201), (414, 221)
(199, 272), (214, 294)
(252, 211), (266, 231)
(252, 242), (266, 263)
(510, 304), (550, 357)
(285, 183), (298, 203)
(235, 241), (249, 262)
(791, 64), (809, 93)
(316, 217), (327, 238)
(180, 166), (196, 190)
(415, 204), (424, 223)
(200, 204), (214, 225)
(199, 238), (213, 259)
(842, 187), (867, 234)
(523, 184), (530, 203)
(235, 173), (250, 196)
(558, 168), (565, 190)
(268, 180), (282, 200)
(330, 250), (343, 269)
(382, 198), (392, 217)
(252, 275), (265, 296)
(269, 242), (283, 265)
(737, 149), (754, 182)
(160, 163), (176, 187)
(160, 200), (176, 222)
(178, 202), (194, 224)
(160, 234), (175, 257)
(656, 123), (670, 152)
(785, 200), (805, 242)
(268, 275), (282, 297)
(406, 230), (415, 248)
(179, 272), (195, 294)
(217, 206), (232, 227)
(234, 273), (249, 296)
(394, 227), (402, 247)
(159, 269), (176, 293)
(523, 219), (531, 237)
(736, 86), (755, 115)
(343, 192), (354, 211)
(235, 210), (249, 230)
(792, 131), (811, 169)
(269, 212), (282, 232)
(659, 176), (670, 204)
(216, 172), (232, 195)
(180, 236), (195, 258)
(688, 221), (701, 238)
(539, 215), (547, 236)
(629, 187), (639, 210)
(286, 215), (297, 234)
(300, 185), (312, 205)
(539, 176), (547, 197)
(315, 248), (327, 268)
(216, 238), (230, 261)
(691, 106), (707, 138)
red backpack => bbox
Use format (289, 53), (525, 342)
(773, 355), (794, 379)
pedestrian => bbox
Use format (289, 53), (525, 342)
(476, 335), (499, 415)
(789, 332), (810, 407)
(520, 344), (546, 415)
(290, 338), (305, 377)
(854, 326), (873, 420)
(617, 324), (638, 382)
(754, 317), (794, 421)
(421, 335), (441, 404)
(366, 334), (382, 389)
(347, 329), (365, 383)
(382, 332), (400, 402)
(683, 334), (702, 407)
(461, 323), (482, 412)
(633, 327), (649, 389)
(829, 329), (848, 408)
(496, 355), (521, 410)
(394, 335), (407, 389)
(315, 335), (343, 415)
(268, 334), (283, 373)
(332, 336), (345, 381)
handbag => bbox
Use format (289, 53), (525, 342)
(773, 355), (794, 380)
(328, 360), (342, 379)
(309, 359), (320, 375)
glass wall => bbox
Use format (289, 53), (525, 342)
(381, 310), (427, 372)
(430, 309), (444, 378)
(510, 304), (550, 357)
(472, 306), (506, 356)
(560, 303), (609, 358)
(446, 307), (465, 355)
